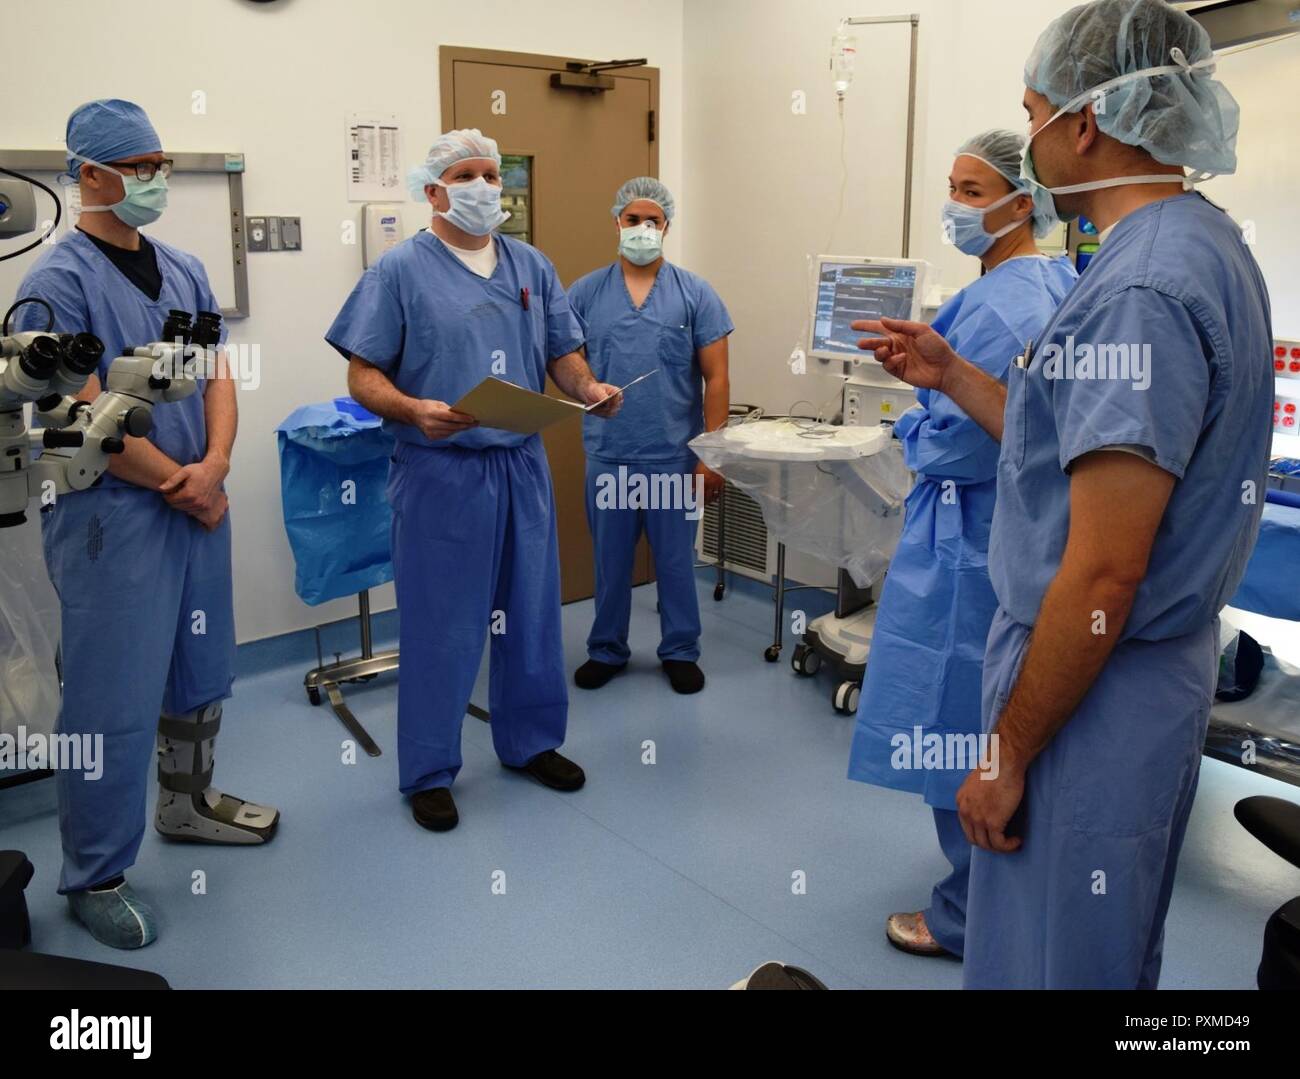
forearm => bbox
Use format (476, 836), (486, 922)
(107, 437), (184, 489)
(203, 363), (237, 469)
(939, 359), (1008, 443)
(547, 351), (597, 401)
(348, 356), (419, 425)
(993, 562), (1139, 769)
(702, 371), (730, 432)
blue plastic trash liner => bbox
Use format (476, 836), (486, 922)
(275, 399), (395, 605)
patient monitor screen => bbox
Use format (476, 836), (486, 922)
(810, 261), (918, 360)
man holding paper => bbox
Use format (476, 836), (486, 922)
(568, 178), (733, 696)
(325, 129), (620, 832)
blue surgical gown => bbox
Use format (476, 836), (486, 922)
(848, 255), (1078, 808)
(967, 193), (1275, 989)
(14, 229), (234, 893)
(324, 232), (585, 793)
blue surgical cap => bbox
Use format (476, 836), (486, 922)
(611, 177), (674, 222)
(954, 128), (1057, 239)
(407, 129), (501, 200)
(64, 99), (161, 182)
(1025, 0), (1239, 175)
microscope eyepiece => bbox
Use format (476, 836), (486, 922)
(63, 332), (105, 376)
(160, 309), (193, 345)
(192, 311), (223, 350)
(19, 335), (61, 381)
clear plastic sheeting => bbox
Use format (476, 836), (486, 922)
(690, 419), (911, 587)
(0, 513), (61, 742)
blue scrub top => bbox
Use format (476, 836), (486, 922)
(14, 230), (224, 488)
(567, 261), (733, 463)
(325, 231), (585, 451)
(989, 193), (1275, 641)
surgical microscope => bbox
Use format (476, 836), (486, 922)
(2, 165), (217, 528)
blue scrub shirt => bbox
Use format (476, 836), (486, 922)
(325, 231), (584, 449)
(567, 261), (733, 463)
(990, 193), (1275, 640)
(14, 230), (225, 485)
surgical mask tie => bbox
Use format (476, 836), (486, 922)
(1021, 48), (1220, 218)
(941, 187), (1029, 256)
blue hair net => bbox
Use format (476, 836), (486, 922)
(407, 129), (501, 200)
(611, 176), (674, 222)
(1025, 0), (1239, 175)
(63, 99), (161, 182)
(954, 128), (1057, 239)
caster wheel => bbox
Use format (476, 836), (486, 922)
(832, 680), (860, 715)
(791, 644), (821, 677)
(306, 685), (322, 707)
(763, 645), (781, 663)
(713, 584), (725, 601)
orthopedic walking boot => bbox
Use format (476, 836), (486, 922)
(155, 703), (279, 844)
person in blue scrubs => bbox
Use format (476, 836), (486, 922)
(326, 129), (622, 833)
(855, 0), (1273, 988)
(847, 130), (1077, 960)
(568, 178), (733, 695)
(14, 100), (278, 950)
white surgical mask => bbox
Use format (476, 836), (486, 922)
(618, 222), (663, 265)
(1021, 47), (1218, 222)
(431, 176), (509, 236)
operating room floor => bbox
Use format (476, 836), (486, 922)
(3, 574), (1298, 989)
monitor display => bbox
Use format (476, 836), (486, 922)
(810, 260), (918, 360)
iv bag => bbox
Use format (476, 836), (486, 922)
(831, 23), (857, 98)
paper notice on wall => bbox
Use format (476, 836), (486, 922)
(346, 112), (403, 203)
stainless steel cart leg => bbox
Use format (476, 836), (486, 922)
(304, 589), (396, 757)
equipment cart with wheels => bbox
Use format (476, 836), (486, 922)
(691, 418), (909, 713)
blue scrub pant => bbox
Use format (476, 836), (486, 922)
(963, 607), (1217, 989)
(925, 807), (970, 958)
(584, 457), (701, 665)
(388, 440), (568, 794)
(41, 486), (235, 894)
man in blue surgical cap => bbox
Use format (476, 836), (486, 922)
(13, 99), (278, 950)
(855, 0), (1273, 988)
(569, 177), (732, 696)
(327, 129), (622, 833)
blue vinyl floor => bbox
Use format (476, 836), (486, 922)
(2, 573), (1296, 988)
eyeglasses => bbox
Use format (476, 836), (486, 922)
(105, 159), (174, 181)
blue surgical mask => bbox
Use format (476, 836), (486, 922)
(433, 176), (509, 235)
(73, 156), (168, 228)
(619, 222), (663, 265)
(941, 188), (1027, 256)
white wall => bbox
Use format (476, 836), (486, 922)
(681, 0), (1300, 411)
(3, 0), (685, 643)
